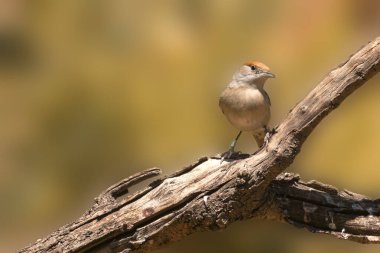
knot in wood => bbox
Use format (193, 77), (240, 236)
(143, 207), (155, 217)
(237, 169), (251, 185)
(300, 106), (308, 114)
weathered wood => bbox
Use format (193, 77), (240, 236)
(266, 173), (380, 244)
(19, 36), (380, 253)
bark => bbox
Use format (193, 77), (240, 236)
(267, 173), (380, 244)
(19, 36), (380, 253)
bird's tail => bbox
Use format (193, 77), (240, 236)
(253, 127), (268, 147)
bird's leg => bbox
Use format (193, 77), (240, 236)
(221, 131), (242, 162)
(253, 127), (266, 147)
(229, 130), (242, 152)
(252, 126), (277, 155)
(263, 126), (270, 146)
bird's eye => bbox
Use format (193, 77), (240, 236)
(250, 65), (256, 71)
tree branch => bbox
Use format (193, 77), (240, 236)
(19, 36), (380, 253)
(266, 173), (380, 244)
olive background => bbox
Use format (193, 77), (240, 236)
(0, 1), (380, 252)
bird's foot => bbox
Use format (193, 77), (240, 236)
(265, 127), (277, 144)
(263, 133), (271, 147)
(262, 127), (277, 151)
(219, 149), (249, 164)
(221, 148), (236, 160)
(269, 127), (277, 135)
(251, 127), (278, 156)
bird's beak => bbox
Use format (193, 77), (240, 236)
(263, 71), (275, 78)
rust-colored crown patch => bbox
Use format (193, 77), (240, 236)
(244, 60), (270, 71)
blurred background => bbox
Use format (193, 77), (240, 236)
(0, 0), (379, 252)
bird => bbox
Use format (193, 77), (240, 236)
(219, 60), (275, 159)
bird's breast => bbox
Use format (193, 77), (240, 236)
(220, 87), (268, 111)
(219, 86), (270, 131)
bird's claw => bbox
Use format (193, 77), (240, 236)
(263, 127), (277, 149)
(263, 133), (271, 147)
(219, 149), (249, 164)
(221, 148), (235, 160)
(220, 148), (236, 164)
(269, 127), (277, 135)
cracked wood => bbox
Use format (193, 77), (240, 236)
(267, 173), (380, 244)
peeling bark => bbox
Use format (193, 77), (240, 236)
(18, 36), (380, 253)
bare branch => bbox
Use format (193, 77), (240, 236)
(18, 37), (380, 253)
(265, 173), (380, 244)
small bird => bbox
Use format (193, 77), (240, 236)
(219, 60), (275, 159)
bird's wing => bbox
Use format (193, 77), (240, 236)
(262, 90), (271, 106)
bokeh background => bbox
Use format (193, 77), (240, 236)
(0, 0), (379, 252)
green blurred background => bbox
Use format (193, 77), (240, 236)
(0, 0), (379, 252)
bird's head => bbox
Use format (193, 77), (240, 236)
(233, 60), (275, 86)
